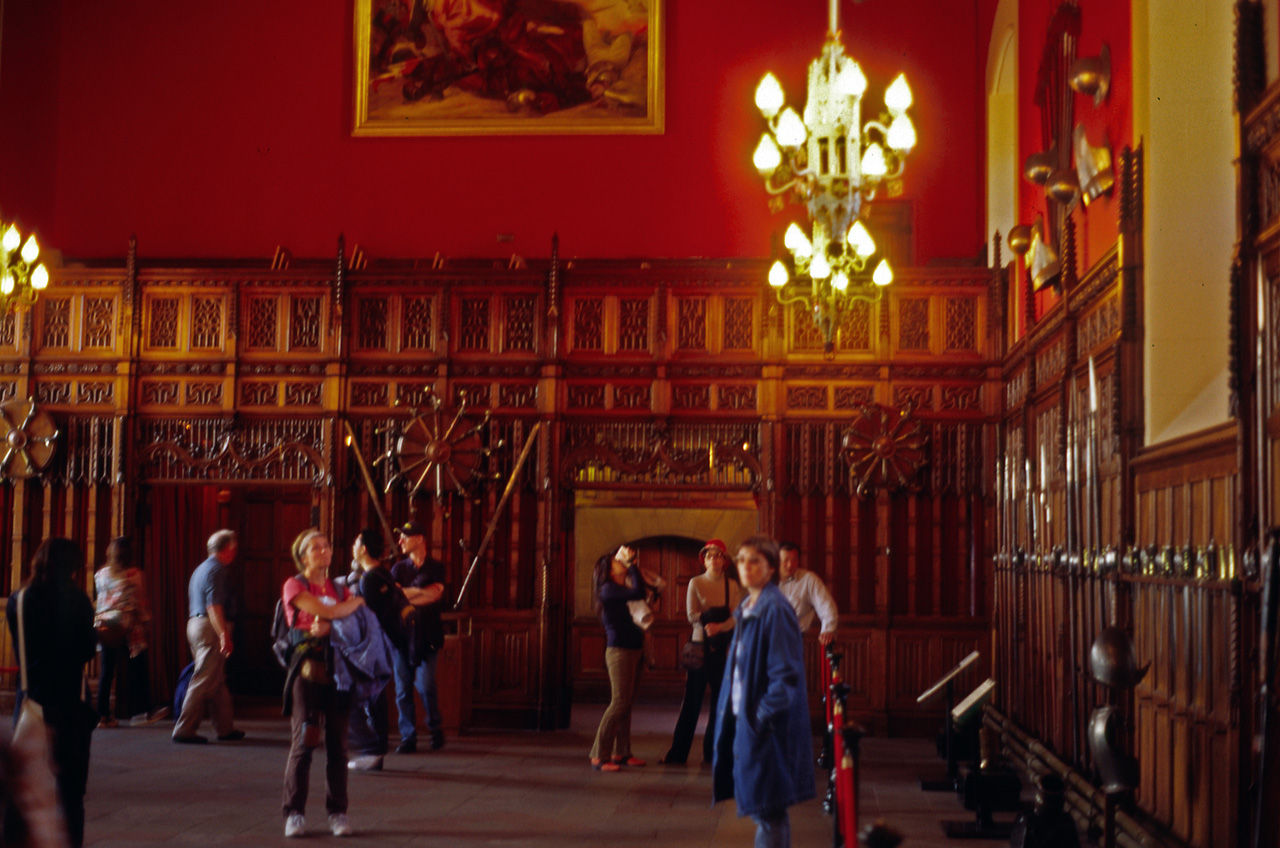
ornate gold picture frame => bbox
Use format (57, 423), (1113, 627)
(353, 0), (664, 136)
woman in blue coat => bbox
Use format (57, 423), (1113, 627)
(712, 535), (815, 848)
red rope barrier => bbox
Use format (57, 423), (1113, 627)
(823, 648), (860, 846)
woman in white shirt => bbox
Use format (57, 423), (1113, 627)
(659, 539), (741, 765)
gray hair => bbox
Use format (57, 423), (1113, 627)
(207, 529), (237, 556)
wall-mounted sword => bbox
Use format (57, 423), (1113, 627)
(454, 421), (542, 609)
(342, 418), (397, 550)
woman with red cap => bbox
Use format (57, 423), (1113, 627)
(659, 538), (741, 765)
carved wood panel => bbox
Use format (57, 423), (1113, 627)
(503, 294), (537, 352)
(723, 297), (753, 351)
(619, 297), (650, 352)
(288, 295), (323, 351)
(572, 297), (603, 351)
(246, 297), (278, 350)
(838, 300), (873, 351)
(898, 298), (930, 351)
(190, 296), (223, 349)
(792, 302), (825, 351)
(944, 297), (978, 352)
(402, 295), (433, 350)
(357, 296), (388, 351)
(41, 297), (71, 349)
(148, 296), (179, 349)
(676, 297), (707, 351)
(82, 297), (116, 349)
(459, 297), (491, 351)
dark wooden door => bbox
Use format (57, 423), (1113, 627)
(627, 535), (713, 625)
(224, 489), (312, 696)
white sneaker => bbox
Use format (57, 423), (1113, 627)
(329, 813), (353, 837)
(284, 813), (305, 838)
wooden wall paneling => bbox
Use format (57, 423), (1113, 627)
(0, 256), (1001, 733)
(856, 494), (877, 615)
(889, 495), (909, 615)
(831, 491), (852, 615)
(916, 493), (934, 616)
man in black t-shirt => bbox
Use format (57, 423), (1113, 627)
(345, 529), (406, 771)
(389, 521), (448, 753)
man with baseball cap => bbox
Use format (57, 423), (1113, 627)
(389, 521), (448, 753)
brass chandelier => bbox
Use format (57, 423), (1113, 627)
(0, 219), (48, 309)
(752, 0), (915, 353)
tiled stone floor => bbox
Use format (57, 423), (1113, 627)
(78, 698), (1016, 847)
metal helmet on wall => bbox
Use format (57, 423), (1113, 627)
(1089, 626), (1149, 690)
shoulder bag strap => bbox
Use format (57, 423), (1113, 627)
(16, 588), (29, 695)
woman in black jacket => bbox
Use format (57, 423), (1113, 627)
(6, 538), (97, 848)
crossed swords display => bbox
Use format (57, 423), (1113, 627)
(343, 392), (539, 610)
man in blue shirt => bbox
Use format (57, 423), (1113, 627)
(389, 521), (447, 753)
(173, 529), (245, 744)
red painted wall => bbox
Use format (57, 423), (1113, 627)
(0, 0), (985, 264)
(0, 0), (59, 244)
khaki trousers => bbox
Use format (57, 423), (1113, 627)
(590, 647), (643, 760)
(173, 616), (234, 738)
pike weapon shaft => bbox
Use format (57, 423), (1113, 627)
(455, 421), (542, 609)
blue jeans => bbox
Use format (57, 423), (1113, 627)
(348, 683), (390, 756)
(752, 810), (791, 848)
(393, 648), (440, 742)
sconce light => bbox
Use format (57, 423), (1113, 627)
(1045, 168), (1081, 210)
(1069, 43), (1111, 107)
(1023, 148), (1056, 185)
(1007, 225), (1032, 257)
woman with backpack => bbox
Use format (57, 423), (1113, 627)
(280, 528), (364, 838)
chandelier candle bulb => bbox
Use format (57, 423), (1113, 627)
(885, 74), (912, 114)
(2, 226), (18, 254)
(20, 236), (38, 264)
(847, 220), (875, 258)
(832, 272), (850, 292)
(810, 251), (832, 280)
(835, 60), (867, 97)
(887, 114), (916, 151)
(775, 108), (807, 147)
(873, 260), (893, 287)
(0, 275), (12, 295)
(753, 134), (782, 175)
(31, 265), (48, 290)
(861, 143), (887, 178)
(784, 223), (813, 257)
(768, 261), (789, 288)
(755, 73), (785, 119)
